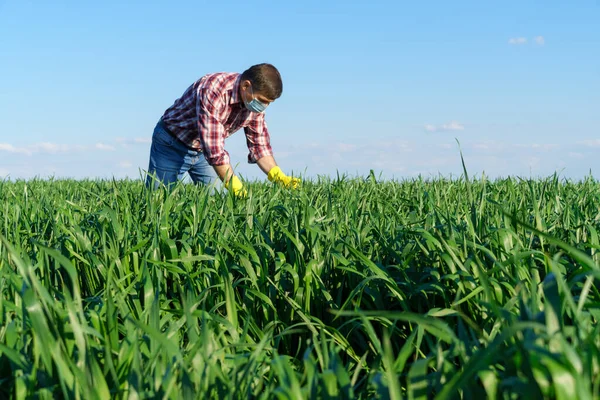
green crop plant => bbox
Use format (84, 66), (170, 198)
(0, 174), (598, 399)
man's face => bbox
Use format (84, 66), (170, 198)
(241, 80), (275, 106)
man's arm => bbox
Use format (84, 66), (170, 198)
(213, 163), (246, 196)
(257, 155), (301, 188)
(196, 93), (246, 195)
(245, 115), (300, 188)
(213, 164), (235, 182)
(256, 155), (278, 175)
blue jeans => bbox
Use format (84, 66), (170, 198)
(146, 120), (218, 189)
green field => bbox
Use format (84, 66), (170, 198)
(0, 175), (599, 399)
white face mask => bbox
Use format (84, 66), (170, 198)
(244, 84), (268, 113)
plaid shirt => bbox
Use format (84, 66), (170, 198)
(161, 72), (273, 166)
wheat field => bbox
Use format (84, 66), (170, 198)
(0, 174), (598, 399)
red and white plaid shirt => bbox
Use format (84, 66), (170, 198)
(161, 72), (273, 166)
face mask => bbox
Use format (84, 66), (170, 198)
(244, 84), (268, 113)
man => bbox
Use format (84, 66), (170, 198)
(146, 63), (299, 195)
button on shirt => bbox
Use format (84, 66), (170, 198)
(161, 72), (273, 166)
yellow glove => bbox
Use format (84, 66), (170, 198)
(268, 166), (301, 189)
(225, 175), (247, 198)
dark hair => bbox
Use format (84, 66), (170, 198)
(240, 63), (283, 100)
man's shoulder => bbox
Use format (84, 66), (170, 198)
(198, 72), (240, 92)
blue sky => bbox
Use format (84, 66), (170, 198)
(0, 0), (598, 181)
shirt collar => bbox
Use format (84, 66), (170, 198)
(230, 74), (242, 105)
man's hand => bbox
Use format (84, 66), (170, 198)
(225, 175), (248, 198)
(268, 166), (301, 189)
(214, 164), (247, 198)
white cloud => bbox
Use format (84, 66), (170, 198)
(393, 141), (412, 151)
(0, 143), (32, 155)
(113, 137), (152, 147)
(441, 121), (464, 131)
(330, 152), (344, 163)
(95, 143), (115, 151)
(336, 143), (357, 152)
(425, 121), (464, 132)
(508, 36), (544, 46)
(514, 143), (559, 151)
(37, 142), (61, 153)
(568, 152), (585, 159)
(472, 141), (508, 152)
(373, 140), (412, 152)
(509, 37), (527, 45)
(533, 143), (558, 150)
(0, 142), (88, 155)
(0, 139), (141, 156)
(578, 139), (600, 148)
(33, 142), (72, 154)
(119, 161), (133, 168)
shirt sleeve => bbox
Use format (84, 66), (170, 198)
(197, 89), (230, 166)
(244, 115), (273, 164)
